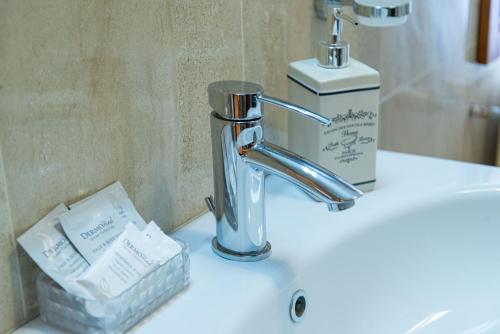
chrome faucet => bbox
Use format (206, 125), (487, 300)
(205, 81), (362, 261)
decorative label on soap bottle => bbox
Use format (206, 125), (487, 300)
(321, 108), (377, 165)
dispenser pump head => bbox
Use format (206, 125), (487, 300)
(317, 7), (358, 69)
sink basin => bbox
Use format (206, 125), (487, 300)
(14, 151), (500, 334)
(296, 189), (500, 333)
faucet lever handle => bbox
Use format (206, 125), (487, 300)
(207, 80), (330, 125)
(258, 95), (331, 126)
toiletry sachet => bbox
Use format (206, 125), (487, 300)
(70, 182), (145, 229)
(60, 192), (146, 264)
(17, 204), (94, 299)
(71, 181), (125, 208)
(76, 221), (181, 299)
(142, 221), (182, 256)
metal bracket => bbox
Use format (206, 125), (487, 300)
(314, 0), (412, 22)
(314, 0), (353, 20)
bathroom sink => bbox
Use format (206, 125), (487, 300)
(14, 151), (500, 334)
(293, 190), (500, 334)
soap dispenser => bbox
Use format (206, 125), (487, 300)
(287, 6), (380, 192)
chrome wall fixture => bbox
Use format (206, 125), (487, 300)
(314, 0), (412, 25)
(205, 81), (362, 261)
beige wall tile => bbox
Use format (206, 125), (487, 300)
(0, 1), (242, 324)
(167, 0), (244, 224)
(0, 1), (244, 326)
(0, 0), (215, 324)
(0, 144), (25, 333)
(242, 0), (320, 147)
(242, 0), (289, 146)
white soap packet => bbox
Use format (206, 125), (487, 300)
(70, 182), (128, 209)
(142, 221), (182, 258)
(60, 196), (135, 264)
(76, 221), (181, 299)
(17, 204), (93, 299)
(70, 182), (145, 230)
(60, 183), (147, 264)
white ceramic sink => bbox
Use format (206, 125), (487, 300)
(300, 190), (500, 333)
(15, 151), (500, 334)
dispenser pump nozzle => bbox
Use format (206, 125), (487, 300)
(317, 7), (358, 69)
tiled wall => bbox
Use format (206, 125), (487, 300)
(1, 0), (499, 332)
(370, 0), (500, 163)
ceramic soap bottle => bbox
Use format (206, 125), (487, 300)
(287, 6), (380, 191)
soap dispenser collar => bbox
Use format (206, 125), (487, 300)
(317, 7), (358, 69)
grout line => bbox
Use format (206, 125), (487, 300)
(0, 142), (28, 322)
(239, 0), (246, 80)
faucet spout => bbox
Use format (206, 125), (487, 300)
(207, 80), (363, 261)
(244, 142), (363, 206)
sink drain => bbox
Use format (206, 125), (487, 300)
(290, 289), (307, 323)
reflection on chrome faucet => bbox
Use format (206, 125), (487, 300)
(205, 81), (363, 261)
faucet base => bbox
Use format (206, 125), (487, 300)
(211, 238), (272, 262)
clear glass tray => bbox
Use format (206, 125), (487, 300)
(37, 239), (190, 334)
